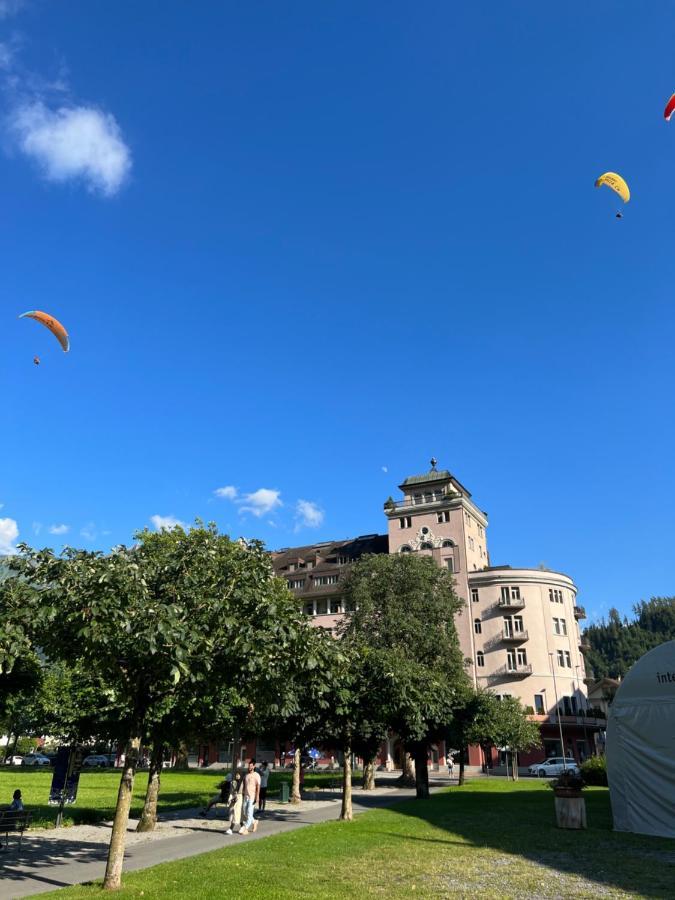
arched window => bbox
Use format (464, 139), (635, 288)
(474, 618), (482, 634)
(442, 540), (455, 548)
(399, 545), (412, 553)
(420, 542), (433, 550)
(476, 651), (485, 668)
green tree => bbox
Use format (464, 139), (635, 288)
(6, 525), (320, 890)
(489, 696), (541, 780)
(444, 688), (499, 785)
(584, 597), (675, 679)
(339, 553), (468, 800)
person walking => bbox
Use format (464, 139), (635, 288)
(201, 774), (232, 817)
(239, 758), (261, 835)
(224, 771), (244, 835)
(258, 762), (270, 814)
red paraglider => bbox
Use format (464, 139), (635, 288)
(664, 93), (675, 121)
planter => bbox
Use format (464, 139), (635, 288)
(554, 791), (586, 829)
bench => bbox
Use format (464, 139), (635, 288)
(0, 810), (31, 850)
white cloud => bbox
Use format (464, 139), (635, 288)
(32, 521), (42, 536)
(381, 466), (388, 473)
(9, 101), (131, 196)
(48, 523), (69, 535)
(0, 517), (18, 554)
(150, 514), (187, 532)
(295, 499), (324, 529)
(239, 488), (282, 518)
(214, 486), (238, 501)
(80, 522), (96, 541)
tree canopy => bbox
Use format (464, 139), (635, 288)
(584, 597), (675, 679)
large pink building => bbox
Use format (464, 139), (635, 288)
(270, 461), (604, 770)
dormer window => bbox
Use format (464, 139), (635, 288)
(442, 540), (454, 548)
(420, 542), (433, 550)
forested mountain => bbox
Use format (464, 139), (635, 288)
(584, 597), (675, 679)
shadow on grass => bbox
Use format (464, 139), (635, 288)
(389, 785), (675, 899)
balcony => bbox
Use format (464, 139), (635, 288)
(499, 663), (532, 678)
(574, 605), (586, 620)
(579, 640), (591, 653)
(498, 596), (525, 610)
(502, 628), (529, 643)
(385, 494), (447, 510)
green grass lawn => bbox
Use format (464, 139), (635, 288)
(0, 766), (351, 828)
(41, 780), (675, 899)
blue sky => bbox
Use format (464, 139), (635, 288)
(1, 1), (674, 623)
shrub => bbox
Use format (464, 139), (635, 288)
(581, 754), (607, 786)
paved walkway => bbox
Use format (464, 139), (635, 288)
(0, 778), (449, 898)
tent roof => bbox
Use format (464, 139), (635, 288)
(611, 639), (675, 706)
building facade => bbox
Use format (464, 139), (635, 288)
(269, 461), (602, 769)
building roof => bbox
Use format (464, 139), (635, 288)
(271, 533), (388, 571)
(400, 469), (452, 487)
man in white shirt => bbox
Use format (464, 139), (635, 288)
(239, 759), (261, 835)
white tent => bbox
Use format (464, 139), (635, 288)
(607, 640), (675, 837)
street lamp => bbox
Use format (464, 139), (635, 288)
(549, 651), (567, 772)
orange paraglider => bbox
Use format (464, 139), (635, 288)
(19, 310), (70, 353)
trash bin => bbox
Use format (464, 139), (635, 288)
(279, 781), (290, 803)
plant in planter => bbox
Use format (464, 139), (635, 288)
(551, 769), (585, 797)
(549, 770), (587, 829)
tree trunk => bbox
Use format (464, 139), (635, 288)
(397, 744), (416, 786)
(136, 742), (164, 832)
(0, 730), (13, 764)
(231, 725), (241, 775)
(339, 745), (353, 820)
(173, 739), (189, 770)
(458, 751), (466, 786)
(290, 747), (302, 804)
(103, 738), (140, 891)
(412, 743), (430, 800)
(512, 751), (519, 781)
(362, 757), (376, 790)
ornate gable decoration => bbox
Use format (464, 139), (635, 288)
(409, 525), (443, 551)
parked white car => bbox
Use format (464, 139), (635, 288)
(22, 753), (51, 767)
(82, 754), (110, 768)
(529, 757), (580, 778)
(3, 754), (24, 766)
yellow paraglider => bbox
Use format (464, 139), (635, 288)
(595, 172), (630, 204)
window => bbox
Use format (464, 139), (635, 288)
(337, 556), (348, 565)
(329, 597), (342, 614)
(314, 575), (339, 586)
(496, 693), (511, 701)
(513, 615), (524, 633)
(303, 601), (315, 616)
(565, 651), (571, 668)
(446, 558), (454, 573)
(437, 510), (450, 523)
(442, 539), (454, 548)
(420, 542), (433, 550)
(474, 618), (482, 634)
(517, 648), (527, 666)
(289, 579), (305, 590)
(471, 588), (479, 603)
(553, 617), (560, 635)
(503, 616), (513, 637)
(557, 649), (564, 666)
(476, 651), (485, 667)
(414, 493), (423, 505)
(400, 545), (412, 553)
(468, 536), (474, 550)
(534, 694), (545, 715)
(549, 588), (563, 603)
(507, 650), (516, 670)
(399, 516), (412, 529)
(315, 598), (328, 615)
(560, 618), (567, 636)
(478, 524), (484, 537)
